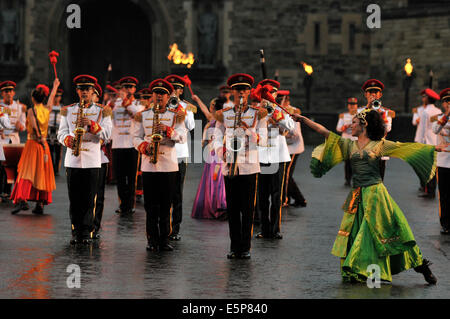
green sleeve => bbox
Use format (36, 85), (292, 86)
(310, 132), (352, 178)
(382, 140), (437, 185)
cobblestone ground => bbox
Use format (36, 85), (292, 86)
(0, 146), (448, 298)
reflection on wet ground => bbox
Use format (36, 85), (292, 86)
(0, 147), (449, 298)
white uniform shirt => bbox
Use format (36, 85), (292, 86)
(432, 113), (450, 168)
(215, 105), (267, 176)
(0, 112), (14, 161)
(57, 102), (112, 168)
(412, 105), (424, 143)
(175, 100), (195, 159)
(417, 104), (441, 145)
(111, 98), (141, 149)
(286, 121), (305, 154)
(0, 100), (25, 144)
(258, 105), (294, 165)
(132, 108), (186, 172)
(336, 112), (358, 140)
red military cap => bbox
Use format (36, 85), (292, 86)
(258, 79), (280, 91)
(149, 79), (174, 95)
(105, 85), (118, 94)
(112, 80), (122, 89)
(227, 73), (254, 89)
(219, 85), (231, 92)
(138, 88), (153, 97)
(277, 90), (290, 96)
(93, 83), (102, 97)
(440, 88), (450, 101)
(73, 74), (97, 86)
(119, 76), (139, 86)
(0, 80), (17, 91)
(347, 97), (358, 104)
(164, 75), (186, 88)
(423, 88), (440, 100)
(362, 79), (384, 92)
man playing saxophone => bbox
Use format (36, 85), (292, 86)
(132, 79), (186, 252)
(57, 75), (112, 245)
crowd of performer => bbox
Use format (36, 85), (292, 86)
(0, 70), (449, 285)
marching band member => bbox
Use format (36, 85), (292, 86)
(132, 79), (186, 252)
(278, 90), (307, 208)
(11, 79), (59, 215)
(432, 88), (450, 234)
(164, 74), (196, 241)
(219, 85), (233, 108)
(0, 80), (26, 204)
(255, 79), (295, 240)
(214, 73), (267, 259)
(112, 76), (141, 215)
(48, 87), (64, 176)
(57, 75), (112, 245)
(416, 88), (442, 199)
(336, 97), (359, 186)
(103, 85), (119, 184)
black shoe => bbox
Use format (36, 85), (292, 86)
(440, 228), (450, 235)
(292, 200), (307, 207)
(169, 234), (181, 241)
(418, 193), (435, 199)
(240, 251), (251, 259)
(93, 231), (101, 240)
(70, 235), (80, 245)
(146, 243), (159, 252)
(414, 259), (437, 285)
(115, 208), (122, 214)
(21, 201), (29, 210)
(32, 203), (44, 215)
(227, 251), (238, 259)
(11, 204), (22, 215)
(256, 232), (270, 239)
(159, 244), (174, 251)
(273, 232), (283, 239)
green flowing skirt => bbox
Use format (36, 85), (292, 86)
(339, 184), (423, 283)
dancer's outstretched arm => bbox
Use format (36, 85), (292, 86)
(294, 114), (330, 138)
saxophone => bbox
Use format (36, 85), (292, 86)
(149, 103), (163, 164)
(72, 99), (86, 156)
(228, 97), (243, 178)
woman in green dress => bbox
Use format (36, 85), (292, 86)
(296, 109), (443, 284)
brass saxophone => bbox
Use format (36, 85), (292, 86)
(228, 97), (243, 178)
(149, 103), (163, 164)
(72, 99), (86, 156)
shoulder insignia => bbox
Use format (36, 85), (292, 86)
(430, 114), (439, 122)
(412, 108), (417, 114)
(222, 107), (233, 112)
(134, 111), (143, 123)
(258, 107), (268, 120)
(60, 105), (71, 117)
(214, 109), (224, 123)
(388, 110), (396, 118)
(102, 105), (112, 117)
(186, 103), (197, 114)
(339, 113), (344, 119)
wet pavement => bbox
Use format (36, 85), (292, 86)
(0, 146), (449, 299)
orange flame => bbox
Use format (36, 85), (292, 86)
(168, 43), (195, 69)
(404, 58), (413, 76)
(301, 61), (313, 75)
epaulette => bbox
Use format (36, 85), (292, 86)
(339, 113), (344, 119)
(412, 108), (417, 114)
(186, 103), (197, 114)
(134, 111), (143, 123)
(60, 104), (74, 117)
(388, 110), (396, 118)
(257, 107), (268, 120)
(430, 114), (439, 122)
(222, 107), (233, 112)
(214, 109), (224, 123)
(102, 105), (112, 117)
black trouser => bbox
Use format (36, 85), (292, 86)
(284, 154), (306, 204)
(143, 171), (177, 247)
(345, 159), (352, 184)
(112, 148), (138, 212)
(224, 174), (258, 254)
(0, 166), (11, 196)
(171, 160), (187, 236)
(66, 167), (100, 237)
(425, 175), (437, 196)
(49, 142), (62, 174)
(94, 163), (108, 232)
(437, 167), (450, 230)
(259, 163), (285, 237)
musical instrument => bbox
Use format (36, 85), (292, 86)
(228, 97), (244, 178)
(371, 99), (382, 110)
(168, 95), (180, 110)
(2, 144), (24, 183)
(72, 100), (86, 156)
(149, 103), (163, 164)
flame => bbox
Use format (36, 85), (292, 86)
(168, 43), (195, 68)
(301, 61), (313, 75)
(404, 58), (413, 76)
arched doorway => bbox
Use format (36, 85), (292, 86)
(68, 0), (152, 90)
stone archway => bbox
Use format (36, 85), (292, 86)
(45, 0), (173, 100)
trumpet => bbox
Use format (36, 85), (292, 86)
(72, 99), (86, 156)
(148, 103), (163, 164)
(168, 95), (180, 110)
(371, 99), (382, 110)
